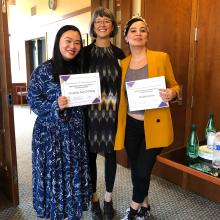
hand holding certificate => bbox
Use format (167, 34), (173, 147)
(125, 76), (169, 111)
(60, 72), (101, 107)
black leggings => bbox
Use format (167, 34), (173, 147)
(89, 151), (117, 193)
(125, 115), (162, 203)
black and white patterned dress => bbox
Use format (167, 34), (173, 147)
(83, 43), (125, 153)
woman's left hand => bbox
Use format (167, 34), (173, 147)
(159, 88), (176, 102)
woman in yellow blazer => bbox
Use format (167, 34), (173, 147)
(115, 17), (180, 220)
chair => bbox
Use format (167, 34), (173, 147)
(15, 85), (28, 105)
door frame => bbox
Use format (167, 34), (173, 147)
(0, 2), (19, 206)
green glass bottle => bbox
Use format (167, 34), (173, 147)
(205, 112), (216, 139)
(186, 124), (199, 164)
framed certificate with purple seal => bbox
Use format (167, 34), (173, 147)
(60, 72), (101, 107)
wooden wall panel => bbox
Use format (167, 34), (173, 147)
(143, 0), (193, 149)
(192, 0), (220, 139)
(143, 0), (220, 202)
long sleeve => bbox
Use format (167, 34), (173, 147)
(27, 62), (61, 121)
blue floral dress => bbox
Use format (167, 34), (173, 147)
(27, 61), (91, 220)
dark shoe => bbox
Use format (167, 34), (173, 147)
(121, 208), (137, 220)
(136, 206), (151, 220)
(103, 200), (115, 219)
(91, 200), (103, 220)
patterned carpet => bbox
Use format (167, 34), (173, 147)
(0, 106), (219, 220)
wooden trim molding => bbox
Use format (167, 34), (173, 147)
(120, 0), (132, 55)
(42, 6), (91, 26)
(60, 6), (91, 20)
(141, 0), (146, 17)
(184, 0), (198, 143)
(0, 2), (19, 205)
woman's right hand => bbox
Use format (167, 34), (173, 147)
(58, 96), (68, 110)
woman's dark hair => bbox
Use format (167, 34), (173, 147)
(124, 16), (149, 37)
(89, 7), (118, 38)
(51, 25), (83, 83)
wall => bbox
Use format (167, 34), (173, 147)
(7, 0), (91, 83)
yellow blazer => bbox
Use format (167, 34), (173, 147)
(114, 49), (180, 150)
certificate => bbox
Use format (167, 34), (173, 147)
(125, 76), (169, 111)
(60, 72), (101, 107)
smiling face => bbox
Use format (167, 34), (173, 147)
(93, 16), (113, 39)
(125, 20), (149, 47)
(59, 30), (81, 61)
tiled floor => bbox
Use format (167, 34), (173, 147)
(0, 106), (220, 220)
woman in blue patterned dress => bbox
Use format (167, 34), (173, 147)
(27, 25), (91, 220)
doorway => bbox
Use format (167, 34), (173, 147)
(25, 37), (47, 84)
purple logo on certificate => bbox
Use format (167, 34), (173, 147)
(60, 75), (70, 81)
(92, 97), (100, 104)
(126, 81), (135, 88)
(159, 101), (169, 107)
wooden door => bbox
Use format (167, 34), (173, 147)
(0, 2), (19, 206)
(192, 0), (220, 140)
(143, 0), (193, 149)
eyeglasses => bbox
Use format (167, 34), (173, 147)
(94, 19), (112, 25)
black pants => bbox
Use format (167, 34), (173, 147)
(89, 151), (117, 193)
(125, 115), (162, 203)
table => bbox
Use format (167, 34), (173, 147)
(154, 147), (220, 203)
